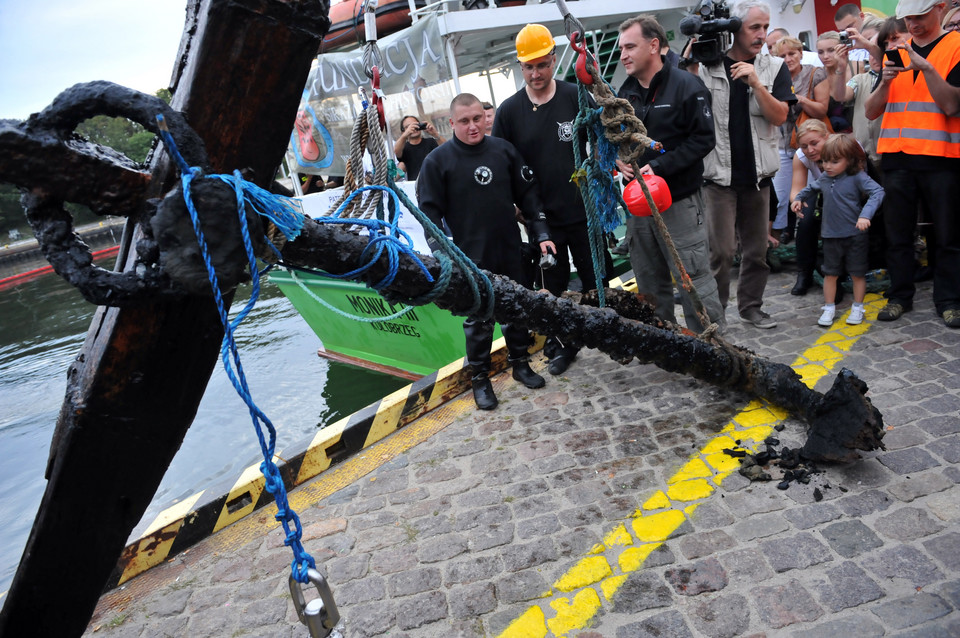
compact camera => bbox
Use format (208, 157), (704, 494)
(539, 251), (556, 270)
(417, 122), (428, 130)
(839, 30), (851, 45)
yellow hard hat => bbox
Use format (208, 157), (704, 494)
(516, 24), (555, 62)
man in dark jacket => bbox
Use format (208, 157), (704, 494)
(615, 16), (724, 331)
(418, 93), (556, 410)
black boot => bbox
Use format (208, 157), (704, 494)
(471, 374), (498, 410)
(512, 360), (545, 389)
(791, 271), (813, 296)
(548, 352), (575, 375)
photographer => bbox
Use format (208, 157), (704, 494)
(834, 3), (871, 75)
(394, 115), (446, 180)
(699, 0), (796, 329)
(615, 15), (724, 332)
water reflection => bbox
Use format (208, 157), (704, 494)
(0, 268), (406, 593)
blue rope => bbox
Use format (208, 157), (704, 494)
(209, 173), (304, 241)
(312, 183), (435, 291)
(152, 112), (496, 581)
(572, 83), (628, 308)
(156, 116), (318, 583)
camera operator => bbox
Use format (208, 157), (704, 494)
(394, 115), (446, 180)
(699, 0), (796, 329)
(615, 15), (724, 332)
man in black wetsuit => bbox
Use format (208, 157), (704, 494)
(418, 93), (557, 410)
(493, 23), (613, 376)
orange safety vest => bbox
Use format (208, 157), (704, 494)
(877, 30), (960, 158)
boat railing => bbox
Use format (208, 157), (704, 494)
(408, 0), (460, 23)
(553, 27), (621, 86)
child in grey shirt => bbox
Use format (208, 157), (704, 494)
(792, 134), (884, 327)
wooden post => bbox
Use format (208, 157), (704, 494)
(0, 1), (329, 636)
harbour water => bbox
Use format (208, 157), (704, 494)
(0, 265), (407, 593)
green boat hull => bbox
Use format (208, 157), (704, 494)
(270, 270), (499, 378)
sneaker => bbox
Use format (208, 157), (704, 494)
(847, 305), (865, 325)
(818, 305), (836, 327)
(944, 309), (960, 328)
(740, 309), (777, 329)
(878, 302), (910, 322)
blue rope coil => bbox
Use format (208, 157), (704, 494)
(313, 183), (436, 290)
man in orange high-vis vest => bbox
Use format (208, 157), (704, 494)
(866, 0), (960, 328)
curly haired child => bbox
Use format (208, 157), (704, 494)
(792, 134), (884, 326)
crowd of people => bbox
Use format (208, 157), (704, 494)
(363, 0), (960, 409)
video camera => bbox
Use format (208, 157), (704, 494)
(679, 0), (742, 67)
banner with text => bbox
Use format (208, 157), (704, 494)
(288, 14), (455, 177)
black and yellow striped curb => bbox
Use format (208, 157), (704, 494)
(107, 271), (629, 588)
(107, 336), (533, 589)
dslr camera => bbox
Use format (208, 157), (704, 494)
(679, 0), (742, 67)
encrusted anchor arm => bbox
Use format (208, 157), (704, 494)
(0, 82), (211, 306)
(277, 218), (883, 460)
(0, 123), (151, 215)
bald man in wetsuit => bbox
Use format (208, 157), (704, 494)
(418, 93), (556, 410)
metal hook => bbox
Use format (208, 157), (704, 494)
(289, 569), (340, 638)
(370, 66), (386, 130)
(570, 32), (596, 85)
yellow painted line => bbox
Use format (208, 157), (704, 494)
(497, 294), (884, 637)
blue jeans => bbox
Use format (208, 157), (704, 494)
(771, 148), (794, 231)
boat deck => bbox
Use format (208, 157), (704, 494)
(80, 268), (960, 638)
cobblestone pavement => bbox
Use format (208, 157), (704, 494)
(83, 270), (960, 638)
